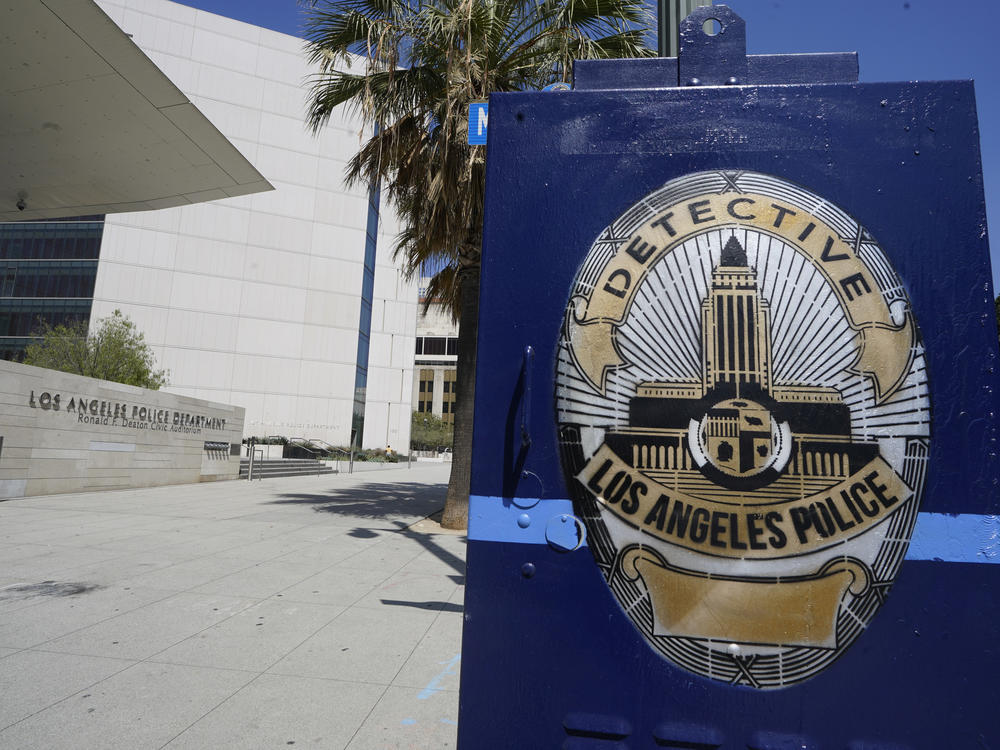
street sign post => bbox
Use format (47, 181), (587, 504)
(460, 5), (999, 748)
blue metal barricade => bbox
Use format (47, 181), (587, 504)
(459, 6), (999, 748)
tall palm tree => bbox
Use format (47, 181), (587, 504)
(304, 0), (653, 528)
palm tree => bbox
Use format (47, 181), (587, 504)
(304, 0), (653, 528)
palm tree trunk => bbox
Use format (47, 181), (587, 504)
(439, 263), (480, 530)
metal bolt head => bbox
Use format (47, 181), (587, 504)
(520, 562), (536, 578)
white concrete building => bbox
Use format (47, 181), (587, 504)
(86, 0), (417, 449)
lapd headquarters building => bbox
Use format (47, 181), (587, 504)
(0, 0), (419, 449)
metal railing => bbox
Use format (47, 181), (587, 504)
(274, 436), (327, 476)
(243, 435), (358, 479)
(300, 438), (353, 474)
(245, 444), (264, 481)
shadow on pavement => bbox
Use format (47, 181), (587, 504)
(271, 481), (446, 520)
(380, 599), (464, 613)
(273, 481), (467, 576)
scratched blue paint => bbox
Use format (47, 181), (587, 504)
(468, 495), (575, 544)
(418, 653), (461, 699)
(400, 718), (416, 726)
(905, 513), (1000, 563)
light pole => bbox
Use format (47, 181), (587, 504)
(658, 0), (713, 57)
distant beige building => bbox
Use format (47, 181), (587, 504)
(411, 280), (458, 424)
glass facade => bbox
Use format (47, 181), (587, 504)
(351, 181), (380, 447)
(0, 217), (105, 361)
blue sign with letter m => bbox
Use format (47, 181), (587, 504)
(467, 102), (488, 145)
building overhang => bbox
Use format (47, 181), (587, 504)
(0, 0), (273, 222)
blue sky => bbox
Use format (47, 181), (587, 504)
(175, 0), (1000, 290)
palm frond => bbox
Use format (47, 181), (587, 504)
(305, 0), (654, 296)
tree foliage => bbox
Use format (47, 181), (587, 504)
(304, 0), (653, 296)
(304, 0), (653, 527)
(411, 410), (454, 451)
(24, 310), (169, 390)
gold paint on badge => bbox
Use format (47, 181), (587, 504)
(577, 444), (912, 559)
(556, 170), (930, 689)
(566, 192), (916, 404)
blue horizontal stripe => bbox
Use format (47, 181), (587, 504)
(905, 513), (1000, 564)
(469, 496), (1000, 565)
(468, 495), (576, 545)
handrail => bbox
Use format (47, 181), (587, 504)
(286, 437), (327, 475)
(285, 437), (325, 457)
(303, 437), (344, 454)
(303, 438), (352, 474)
(251, 435), (354, 475)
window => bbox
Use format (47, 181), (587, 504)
(0, 218), (104, 361)
(447, 337), (458, 355)
(418, 369), (435, 412)
(423, 337), (446, 355)
(441, 369), (457, 424)
(2, 268), (15, 297)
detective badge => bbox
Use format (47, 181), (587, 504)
(555, 170), (930, 689)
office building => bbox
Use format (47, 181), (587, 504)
(0, 0), (418, 449)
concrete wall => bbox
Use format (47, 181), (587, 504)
(91, 0), (418, 449)
(0, 360), (244, 500)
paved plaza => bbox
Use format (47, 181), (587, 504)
(0, 463), (462, 749)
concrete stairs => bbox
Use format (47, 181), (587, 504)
(239, 458), (337, 479)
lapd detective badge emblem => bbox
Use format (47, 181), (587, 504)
(555, 170), (930, 689)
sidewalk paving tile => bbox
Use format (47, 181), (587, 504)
(40, 591), (257, 659)
(353, 569), (461, 612)
(151, 599), (345, 672)
(391, 612), (463, 691)
(335, 541), (427, 573)
(273, 534), (385, 565)
(2, 546), (128, 580)
(0, 661), (255, 750)
(0, 650), (135, 729)
(116, 555), (258, 592)
(161, 673), (386, 749)
(210, 535), (323, 562)
(0, 464), (460, 749)
(279, 564), (391, 607)
(266, 598), (439, 684)
(0, 584), (177, 649)
(345, 685), (458, 750)
(191, 559), (334, 599)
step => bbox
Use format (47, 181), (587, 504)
(239, 458), (327, 466)
(239, 463), (337, 479)
(239, 457), (338, 479)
